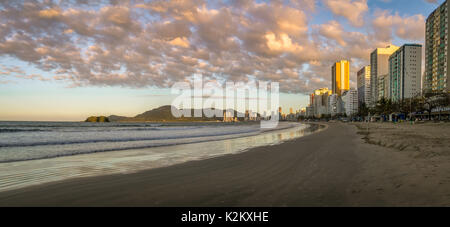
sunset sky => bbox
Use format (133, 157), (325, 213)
(0, 0), (445, 121)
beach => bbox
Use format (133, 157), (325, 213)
(0, 122), (450, 206)
(353, 122), (450, 158)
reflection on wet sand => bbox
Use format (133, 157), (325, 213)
(0, 123), (325, 193)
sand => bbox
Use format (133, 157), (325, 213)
(353, 122), (450, 158)
(0, 122), (449, 207)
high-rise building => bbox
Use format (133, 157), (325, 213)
(331, 60), (350, 96)
(306, 106), (314, 118)
(309, 93), (314, 106)
(370, 45), (400, 106)
(357, 65), (371, 107)
(299, 108), (306, 118)
(342, 89), (359, 117)
(278, 107), (283, 120)
(328, 94), (343, 116)
(313, 88), (332, 118)
(422, 71), (427, 94)
(389, 44), (423, 102)
(425, 0), (450, 93)
(377, 74), (390, 100)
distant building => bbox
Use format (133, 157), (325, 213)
(306, 106), (314, 118)
(223, 111), (234, 122)
(357, 65), (371, 107)
(425, 1), (450, 93)
(279, 107), (283, 121)
(331, 60), (350, 96)
(299, 108), (306, 117)
(370, 45), (400, 106)
(389, 44), (422, 102)
(328, 94), (343, 116)
(342, 89), (359, 117)
(249, 111), (258, 121)
(377, 74), (390, 100)
(313, 88), (332, 118)
(422, 71), (427, 96)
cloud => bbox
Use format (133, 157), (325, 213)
(0, 0), (428, 94)
(265, 32), (303, 52)
(317, 21), (347, 46)
(290, 0), (317, 11)
(38, 8), (62, 19)
(372, 10), (425, 42)
(0, 64), (51, 82)
(324, 0), (368, 27)
(168, 37), (190, 48)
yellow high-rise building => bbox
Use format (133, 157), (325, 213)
(331, 60), (350, 96)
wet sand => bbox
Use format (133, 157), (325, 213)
(1, 123), (450, 207)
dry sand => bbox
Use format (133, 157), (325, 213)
(354, 122), (450, 158)
(0, 122), (449, 207)
(350, 122), (450, 206)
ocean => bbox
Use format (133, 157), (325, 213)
(0, 121), (322, 192)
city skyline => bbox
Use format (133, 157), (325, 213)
(0, 0), (446, 121)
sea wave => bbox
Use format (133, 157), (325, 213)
(0, 128), (49, 133)
(0, 122), (304, 164)
(0, 132), (260, 163)
(0, 127), (261, 148)
(0, 123), (319, 193)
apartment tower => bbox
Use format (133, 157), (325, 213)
(357, 65), (371, 107)
(370, 45), (400, 106)
(331, 60), (350, 96)
(425, 0), (450, 93)
(389, 44), (423, 102)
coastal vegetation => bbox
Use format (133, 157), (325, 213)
(361, 91), (450, 120)
(298, 91), (450, 121)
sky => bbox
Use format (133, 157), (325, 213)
(0, 0), (446, 121)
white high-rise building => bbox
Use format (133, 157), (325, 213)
(357, 65), (371, 106)
(342, 89), (359, 117)
(312, 88), (332, 118)
(328, 94), (343, 116)
(389, 44), (423, 102)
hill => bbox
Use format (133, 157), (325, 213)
(94, 106), (249, 122)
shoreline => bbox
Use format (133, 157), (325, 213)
(1, 122), (449, 206)
(0, 123), (320, 194)
(0, 122), (312, 165)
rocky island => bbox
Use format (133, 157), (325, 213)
(85, 116), (110, 123)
